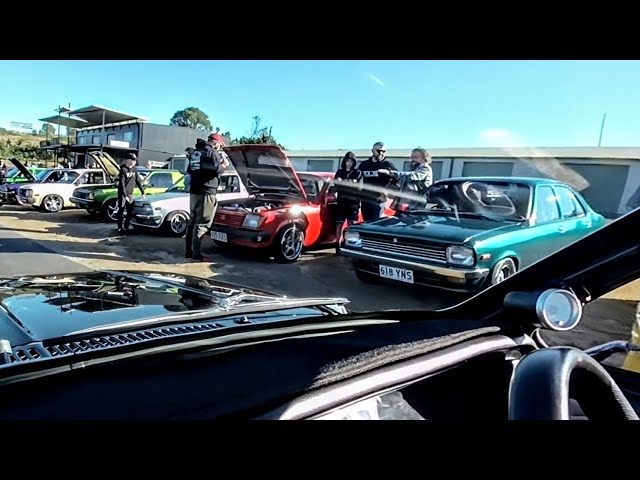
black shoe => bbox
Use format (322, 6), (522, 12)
(185, 252), (192, 259)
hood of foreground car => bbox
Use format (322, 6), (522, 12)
(349, 212), (525, 245)
(223, 144), (307, 199)
(0, 271), (347, 345)
(138, 191), (188, 206)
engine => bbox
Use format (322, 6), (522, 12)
(219, 198), (287, 213)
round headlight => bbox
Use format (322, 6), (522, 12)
(535, 289), (583, 331)
(344, 230), (360, 242)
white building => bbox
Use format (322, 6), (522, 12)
(285, 146), (640, 218)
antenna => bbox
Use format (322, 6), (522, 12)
(598, 113), (607, 147)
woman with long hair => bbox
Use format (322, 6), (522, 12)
(333, 151), (363, 253)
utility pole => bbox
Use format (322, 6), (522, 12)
(598, 113), (607, 147)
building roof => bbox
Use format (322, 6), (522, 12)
(39, 105), (148, 129)
(285, 146), (640, 160)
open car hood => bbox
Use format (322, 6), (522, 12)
(8, 158), (36, 182)
(223, 145), (306, 199)
(89, 151), (120, 181)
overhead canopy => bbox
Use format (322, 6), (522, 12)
(38, 105), (148, 129)
(38, 115), (89, 129)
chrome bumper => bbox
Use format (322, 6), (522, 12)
(340, 247), (489, 280)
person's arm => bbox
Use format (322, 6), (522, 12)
(117, 166), (126, 193)
(134, 170), (145, 195)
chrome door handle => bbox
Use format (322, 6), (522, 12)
(558, 226), (566, 233)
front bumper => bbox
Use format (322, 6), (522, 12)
(209, 224), (274, 248)
(340, 247), (490, 292)
(69, 196), (95, 209)
(17, 195), (36, 205)
(131, 212), (163, 229)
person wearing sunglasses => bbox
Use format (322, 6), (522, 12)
(357, 141), (399, 221)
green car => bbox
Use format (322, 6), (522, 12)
(5, 161), (46, 185)
(340, 176), (607, 292)
(70, 154), (184, 221)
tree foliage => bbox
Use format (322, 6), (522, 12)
(170, 107), (212, 131)
(39, 123), (56, 137)
(230, 115), (285, 149)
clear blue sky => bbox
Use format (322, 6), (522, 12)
(0, 60), (639, 150)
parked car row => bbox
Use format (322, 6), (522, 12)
(1, 145), (607, 295)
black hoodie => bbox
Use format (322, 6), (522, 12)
(334, 157), (363, 203)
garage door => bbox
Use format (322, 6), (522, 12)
(563, 163), (629, 217)
(462, 161), (513, 177)
(403, 160), (444, 180)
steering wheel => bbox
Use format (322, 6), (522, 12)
(460, 182), (516, 215)
(509, 347), (639, 420)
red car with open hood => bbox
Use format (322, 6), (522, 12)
(209, 144), (394, 262)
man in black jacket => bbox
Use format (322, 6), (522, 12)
(117, 153), (145, 235)
(185, 133), (229, 262)
(357, 141), (398, 221)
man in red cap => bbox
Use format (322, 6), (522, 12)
(185, 132), (230, 261)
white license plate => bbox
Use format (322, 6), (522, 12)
(379, 265), (414, 284)
(211, 231), (227, 242)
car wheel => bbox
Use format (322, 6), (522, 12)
(41, 194), (63, 213)
(491, 257), (517, 285)
(165, 211), (189, 237)
(273, 224), (305, 263)
(103, 199), (119, 222)
(355, 269), (382, 284)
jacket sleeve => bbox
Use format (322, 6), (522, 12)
(135, 170), (145, 194)
(117, 166), (126, 192)
(391, 165), (432, 185)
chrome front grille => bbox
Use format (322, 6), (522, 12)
(360, 235), (447, 263)
(214, 210), (245, 227)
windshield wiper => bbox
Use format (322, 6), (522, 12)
(584, 341), (640, 362)
(64, 297), (349, 339)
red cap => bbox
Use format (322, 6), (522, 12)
(209, 133), (226, 145)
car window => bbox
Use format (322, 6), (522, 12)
(299, 175), (323, 201)
(148, 172), (174, 189)
(555, 186), (586, 218)
(218, 175), (240, 193)
(534, 186), (561, 224)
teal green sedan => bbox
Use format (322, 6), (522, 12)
(340, 177), (606, 292)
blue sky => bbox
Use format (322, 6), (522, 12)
(0, 60), (639, 150)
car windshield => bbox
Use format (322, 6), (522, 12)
(2, 59), (640, 376)
(426, 180), (530, 219)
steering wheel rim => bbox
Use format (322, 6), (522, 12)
(509, 347), (639, 420)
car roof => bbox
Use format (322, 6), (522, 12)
(438, 176), (566, 187)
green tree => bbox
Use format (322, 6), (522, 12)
(231, 115), (285, 149)
(170, 107), (212, 131)
(39, 123), (56, 137)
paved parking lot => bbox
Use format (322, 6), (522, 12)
(0, 205), (638, 364)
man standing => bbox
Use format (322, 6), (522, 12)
(357, 141), (398, 221)
(117, 153), (145, 235)
(185, 133), (229, 262)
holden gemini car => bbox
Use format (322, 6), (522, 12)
(1, 159), (47, 205)
(209, 145), (393, 263)
(341, 177), (606, 291)
(131, 171), (249, 237)
(71, 155), (183, 221)
(0, 210), (638, 420)
(17, 168), (113, 213)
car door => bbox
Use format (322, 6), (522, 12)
(551, 184), (594, 247)
(525, 184), (567, 261)
(145, 171), (175, 195)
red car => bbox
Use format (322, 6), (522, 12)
(209, 144), (394, 262)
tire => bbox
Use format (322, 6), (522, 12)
(164, 211), (189, 237)
(355, 268), (382, 284)
(272, 223), (305, 263)
(41, 194), (63, 213)
(491, 257), (517, 285)
(102, 198), (119, 222)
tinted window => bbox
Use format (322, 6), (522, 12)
(149, 172), (174, 189)
(124, 131), (134, 142)
(91, 136), (100, 144)
(535, 186), (561, 223)
(307, 159), (334, 172)
(556, 186), (585, 218)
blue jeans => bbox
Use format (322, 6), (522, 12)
(361, 200), (384, 222)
